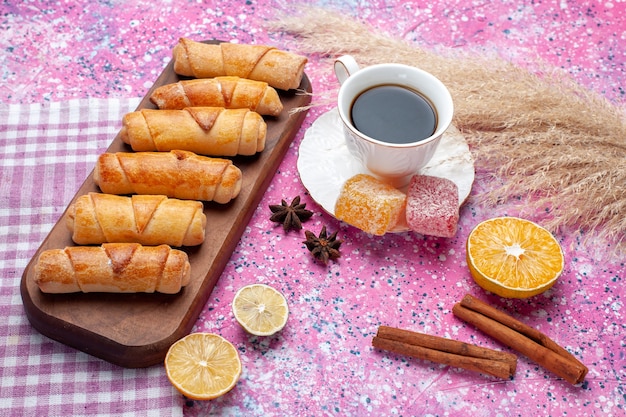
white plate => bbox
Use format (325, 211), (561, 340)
(297, 108), (475, 232)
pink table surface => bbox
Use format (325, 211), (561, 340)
(1, 1), (624, 416)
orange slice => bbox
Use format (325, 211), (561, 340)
(466, 217), (564, 298)
(232, 284), (289, 336)
(164, 333), (241, 400)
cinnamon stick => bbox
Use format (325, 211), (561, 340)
(452, 294), (588, 385)
(373, 326), (517, 379)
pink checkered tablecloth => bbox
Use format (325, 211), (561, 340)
(1, 1), (624, 416)
(0, 98), (187, 416)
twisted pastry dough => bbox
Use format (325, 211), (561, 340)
(93, 150), (242, 203)
(150, 76), (283, 116)
(66, 193), (206, 246)
(120, 107), (266, 157)
(172, 38), (307, 90)
(34, 243), (191, 294)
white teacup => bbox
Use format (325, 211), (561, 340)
(334, 55), (454, 187)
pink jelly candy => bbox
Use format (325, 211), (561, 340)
(406, 175), (459, 238)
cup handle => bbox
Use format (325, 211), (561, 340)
(334, 55), (360, 85)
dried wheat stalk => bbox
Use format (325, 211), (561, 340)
(269, 8), (626, 255)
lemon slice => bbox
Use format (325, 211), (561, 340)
(466, 216), (564, 298)
(232, 284), (289, 336)
(164, 333), (241, 400)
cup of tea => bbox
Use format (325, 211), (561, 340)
(334, 55), (454, 187)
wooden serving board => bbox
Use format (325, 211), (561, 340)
(20, 41), (312, 368)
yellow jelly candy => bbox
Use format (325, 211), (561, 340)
(335, 174), (406, 235)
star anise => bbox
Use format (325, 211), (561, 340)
(303, 225), (342, 264)
(269, 196), (314, 232)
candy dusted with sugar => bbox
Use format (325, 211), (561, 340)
(406, 175), (459, 238)
(335, 174), (406, 235)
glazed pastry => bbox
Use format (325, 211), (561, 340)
(66, 193), (206, 246)
(150, 77), (283, 116)
(120, 107), (266, 156)
(172, 38), (307, 90)
(93, 150), (242, 203)
(34, 243), (191, 294)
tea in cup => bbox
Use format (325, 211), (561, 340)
(334, 55), (454, 187)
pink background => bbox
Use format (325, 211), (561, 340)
(1, 1), (624, 416)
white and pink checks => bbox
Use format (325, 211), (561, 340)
(0, 98), (185, 416)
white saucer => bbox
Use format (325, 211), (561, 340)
(297, 108), (475, 232)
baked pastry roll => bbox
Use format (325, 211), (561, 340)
(172, 38), (307, 90)
(34, 243), (191, 294)
(93, 150), (242, 203)
(66, 193), (206, 246)
(120, 107), (266, 157)
(150, 76), (283, 116)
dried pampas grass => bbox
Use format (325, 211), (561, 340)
(269, 7), (626, 254)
